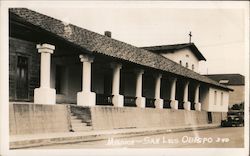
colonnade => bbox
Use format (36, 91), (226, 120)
(34, 43), (201, 111)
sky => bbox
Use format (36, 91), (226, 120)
(29, 2), (247, 76)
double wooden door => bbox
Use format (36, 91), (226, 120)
(16, 56), (28, 100)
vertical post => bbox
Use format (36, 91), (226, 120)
(183, 81), (191, 110)
(111, 63), (124, 107)
(154, 74), (163, 109)
(170, 78), (178, 110)
(34, 43), (56, 104)
(77, 54), (96, 106)
(135, 69), (145, 108)
(194, 84), (201, 111)
(189, 31), (192, 43)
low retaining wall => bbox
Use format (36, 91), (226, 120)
(9, 104), (71, 135)
(212, 111), (223, 124)
(9, 104), (222, 135)
(88, 107), (222, 130)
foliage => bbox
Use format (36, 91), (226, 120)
(231, 102), (244, 110)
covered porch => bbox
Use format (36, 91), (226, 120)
(35, 42), (204, 111)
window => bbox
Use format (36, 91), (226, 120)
(221, 92), (223, 105)
(179, 60), (182, 65)
(192, 64), (194, 70)
(214, 91), (217, 105)
(186, 62), (188, 68)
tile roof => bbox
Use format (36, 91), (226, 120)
(141, 43), (206, 61)
(204, 74), (245, 85)
(9, 8), (232, 91)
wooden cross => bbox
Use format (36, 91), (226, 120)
(189, 31), (192, 43)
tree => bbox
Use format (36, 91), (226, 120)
(231, 104), (240, 110)
(231, 102), (244, 110)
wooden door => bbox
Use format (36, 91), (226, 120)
(16, 56), (28, 100)
(208, 112), (213, 124)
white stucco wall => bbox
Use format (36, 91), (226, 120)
(200, 86), (210, 111)
(162, 49), (199, 72)
(203, 87), (229, 112)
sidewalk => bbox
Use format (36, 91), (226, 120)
(10, 124), (220, 149)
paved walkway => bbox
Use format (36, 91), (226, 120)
(10, 124), (220, 149)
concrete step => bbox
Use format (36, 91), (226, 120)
(71, 122), (87, 127)
(70, 113), (92, 132)
(72, 126), (92, 131)
(86, 122), (92, 126)
(72, 124), (92, 129)
(71, 121), (92, 132)
(71, 119), (82, 124)
(70, 116), (78, 119)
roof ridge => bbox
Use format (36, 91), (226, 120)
(204, 73), (244, 76)
(141, 43), (192, 48)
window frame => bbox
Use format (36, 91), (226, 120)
(220, 92), (224, 106)
(214, 91), (217, 105)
